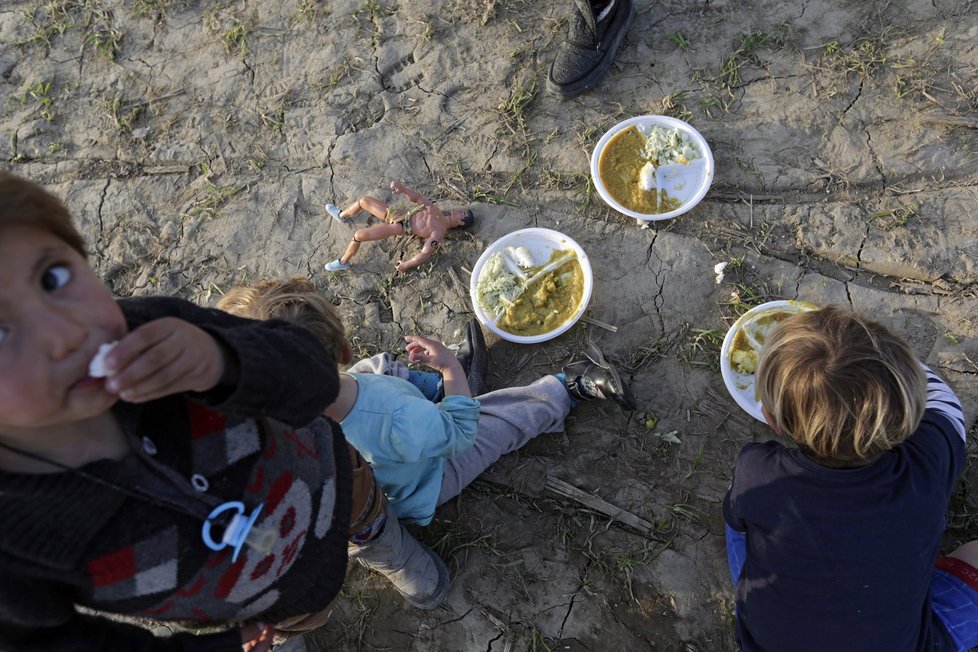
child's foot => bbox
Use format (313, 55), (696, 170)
(349, 504), (450, 610)
(561, 343), (637, 410)
(325, 258), (351, 272)
(326, 203), (345, 222)
(456, 318), (489, 395)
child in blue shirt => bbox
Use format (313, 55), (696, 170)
(723, 304), (977, 651)
(217, 277), (635, 604)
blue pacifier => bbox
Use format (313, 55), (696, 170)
(201, 501), (274, 561)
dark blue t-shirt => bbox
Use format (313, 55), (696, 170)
(723, 371), (966, 652)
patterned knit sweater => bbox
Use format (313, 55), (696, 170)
(0, 296), (352, 651)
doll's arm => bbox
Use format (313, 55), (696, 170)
(395, 237), (439, 273)
(390, 180), (433, 206)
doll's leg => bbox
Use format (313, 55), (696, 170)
(337, 222), (405, 265)
(340, 196), (390, 220)
(436, 376), (571, 504)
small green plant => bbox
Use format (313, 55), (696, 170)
(259, 107), (285, 133)
(573, 174), (597, 211)
(132, 0), (175, 17)
(822, 38), (888, 80)
(102, 95), (142, 134)
(223, 23), (249, 56)
(88, 25), (123, 60)
(295, 0), (323, 22)
(498, 77), (538, 137)
(523, 629), (554, 652)
(870, 203), (920, 230)
(22, 81), (56, 121)
(181, 184), (246, 220)
(717, 31), (772, 89)
(666, 31), (690, 51)
(681, 328), (724, 370)
(656, 92), (692, 121)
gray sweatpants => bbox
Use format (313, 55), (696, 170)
(348, 354), (572, 505)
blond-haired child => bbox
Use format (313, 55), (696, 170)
(0, 171), (417, 651)
(217, 277), (635, 601)
(723, 304), (976, 651)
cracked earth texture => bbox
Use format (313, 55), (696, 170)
(3, 0), (978, 650)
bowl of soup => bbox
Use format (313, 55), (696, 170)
(591, 115), (714, 223)
(470, 228), (593, 344)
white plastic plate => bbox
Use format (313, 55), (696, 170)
(469, 228), (593, 344)
(719, 300), (818, 422)
(590, 114), (714, 223)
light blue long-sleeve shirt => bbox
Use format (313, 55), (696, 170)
(341, 372), (480, 525)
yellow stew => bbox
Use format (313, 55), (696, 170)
(497, 252), (584, 336)
(598, 125), (681, 214)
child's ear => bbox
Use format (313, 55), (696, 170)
(762, 406), (783, 435)
(339, 339), (355, 366)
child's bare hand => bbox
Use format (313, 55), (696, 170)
(405, 334), (470, 398)
(390, 180), (404, 194)
(404, 335), (457, 373)
(102, 317), (228, 403)
(240, 623), (275, 651)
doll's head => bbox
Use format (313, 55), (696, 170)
(217, 276), (350, 365)
(756, 304), (926, 466)
(447, 208), (474, 229)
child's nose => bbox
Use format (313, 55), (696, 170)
(36, 305), (87, 360)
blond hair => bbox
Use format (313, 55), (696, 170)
(756, 305), (926, 465)
(216, 276), (347, 363)
(0, 170), (87, 256)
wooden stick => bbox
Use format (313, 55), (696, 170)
(477, 470), (657, 537)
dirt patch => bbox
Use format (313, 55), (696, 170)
(3, 0), (978, 649)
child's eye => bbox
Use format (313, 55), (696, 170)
(41, 264), (72, 291)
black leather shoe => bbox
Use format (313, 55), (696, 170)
(562, 343), (637, 410)
(457, 319), (489, 396)
(547, 0), (636, 98)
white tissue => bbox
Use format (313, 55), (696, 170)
(88, 342), (118, 378)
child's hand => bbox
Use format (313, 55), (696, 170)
(405, 334), (471, 398)
(404, 335), (456, 371)
(390, 180), (404, 194)
(240, 622), (275, 651)
(102, 317), (231, 403)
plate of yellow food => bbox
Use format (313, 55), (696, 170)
(720, 300), (818, 422)
(591, 115), (714, 224)
(470, 228), (593, 344)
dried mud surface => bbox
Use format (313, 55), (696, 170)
(3, 1), (978, 650)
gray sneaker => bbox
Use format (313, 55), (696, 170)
(547, 0), (636, 98)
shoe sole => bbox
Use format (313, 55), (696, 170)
(547, 0), (636, 98)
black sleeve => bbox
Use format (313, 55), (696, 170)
(119, 296), (339, 426)
(0, 568), (242, 652)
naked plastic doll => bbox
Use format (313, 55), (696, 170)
(325, 180), (475, 273)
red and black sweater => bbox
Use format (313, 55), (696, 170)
(0, 296), (351, 651)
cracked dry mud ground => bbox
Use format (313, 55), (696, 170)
(3, 0), (978, 649)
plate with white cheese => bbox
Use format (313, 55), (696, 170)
(591, 115), (714, 224)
